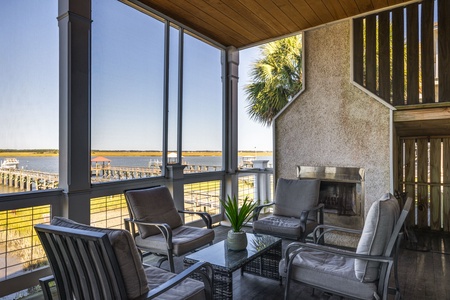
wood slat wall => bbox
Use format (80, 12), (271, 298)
(353, 0), (450, 106)
(399, 137), (450, 232)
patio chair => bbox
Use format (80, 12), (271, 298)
(124, 186), (215, 272)
(280, 193), (412, 300)
(35, 217), (213, 300)
(253, 178), (323, 242)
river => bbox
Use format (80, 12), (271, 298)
(0, 155), (272, 193)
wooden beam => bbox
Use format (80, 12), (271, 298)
(421, 0), (435, 104)
(353, 17), (364, 85)
(406, 3), (419, 105)
(394, 107), (450, 122)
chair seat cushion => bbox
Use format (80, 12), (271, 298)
(145, 265), (205, 300)
(51, 217), (149, 299)
(253, 215), (318, 239)
(136, 225), (215, 256)
(279, 248), (377, 300)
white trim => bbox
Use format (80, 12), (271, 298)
(352, 81), (397, 111)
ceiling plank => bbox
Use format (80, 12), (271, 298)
(355, 0), (375, 12)
(323, 0), (349, 19)
(275, 0), (312, 30)
(304, 0), (335, 23)
(372, 0), (390, 10)
(338, 0), (361, 16)
(287, 0), (323, 28)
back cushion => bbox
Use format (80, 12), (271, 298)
(355, 193), (400, 282)
(51, 217), (149, 299)
(125, 186), (183, 238)
(273, 178), (320, 218)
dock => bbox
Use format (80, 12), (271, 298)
(0, 164), (223, 191)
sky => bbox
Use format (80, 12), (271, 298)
(0, 0), (273, 152)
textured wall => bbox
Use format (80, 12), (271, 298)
(274, 20), (391, 215)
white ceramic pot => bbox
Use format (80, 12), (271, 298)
(227, 230), (248, 251)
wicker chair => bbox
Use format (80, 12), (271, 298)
(280, 194), (412, 300)
(35, 217), (213, 300)
(253, 178), (323, 242)
(124, 186), (215, 272)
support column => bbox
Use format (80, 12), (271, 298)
(166, 164), (187, 222)
(222, 47), (240, 225)
(253, 160), (270, 205)
(58, 0), (91, 224)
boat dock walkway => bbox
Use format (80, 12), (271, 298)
(0, 164), (222, 191)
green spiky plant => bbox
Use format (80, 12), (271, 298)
(221, 195), (257, 232)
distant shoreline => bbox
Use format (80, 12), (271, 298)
(0, 150), (273, 157)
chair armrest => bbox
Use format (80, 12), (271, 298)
(253, 202), (275, 221)
(39, 275), (55, 300)
(143, 261), (214, 299)
(178, 210), (213, 229)
(283, 242), (393, 275)
(299, 203), (324, 224)
(130, 219), (174, 249)
(312, 224), (362, 244)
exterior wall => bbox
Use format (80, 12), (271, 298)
(274, 20), (392, 215)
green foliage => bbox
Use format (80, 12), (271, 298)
(245, 35), (303, 126)
(221, 195), (257, 232)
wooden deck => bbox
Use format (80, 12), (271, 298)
(144, 225), (450, 300)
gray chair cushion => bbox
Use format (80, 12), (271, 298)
(145, 265), (205, 300)
(273, 178), (320, 218)
(279, 249), (377, 300)
(51, 217), (149, 299)
(355, 193), (400, 282)
(125, 186), (184, 238)
(135, 225), (215, 256)
(253, 215), (318, 239)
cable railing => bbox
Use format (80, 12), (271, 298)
(0, 167), (274, 298)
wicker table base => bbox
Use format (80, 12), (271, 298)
(184, 233), (282, 300)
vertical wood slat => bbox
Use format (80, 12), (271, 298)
(395, 135), (402, 194)
(438, 0), (450, 102)
(444, 138), (450, 232)
(392, 8), (405, 105)
(421, 0), (435, 104)
(378, 11), (390, 102)
(417, 138), (429, 228)
(365, 15), (377, 93)
(430, 138), (441, 230)
(353, 17), (364, 85)
(404, 139), (416, 226)
(406, 3), (419, 105)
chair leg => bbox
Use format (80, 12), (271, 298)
(39, 275), (54, 300)
(156, 256), (168, 268)
(167, 249), (175, 272)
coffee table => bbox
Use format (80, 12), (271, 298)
(183, 232), (282, 300)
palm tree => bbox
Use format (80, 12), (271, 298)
(245, 35), (303, 126)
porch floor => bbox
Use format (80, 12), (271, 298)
(144, 225), (450, 300)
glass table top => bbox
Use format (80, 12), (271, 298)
(184, 232), (281, 271)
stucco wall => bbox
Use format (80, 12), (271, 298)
(274, 20), (392, 215)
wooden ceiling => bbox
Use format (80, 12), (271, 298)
(135, 0), (414, 48)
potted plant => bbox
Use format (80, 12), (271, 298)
(221, 195), (257, 251)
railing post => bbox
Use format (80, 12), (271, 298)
(253, 160), (270, 205)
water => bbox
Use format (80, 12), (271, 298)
(1, 155), (272, 174)
(0, 155), (272, 193)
